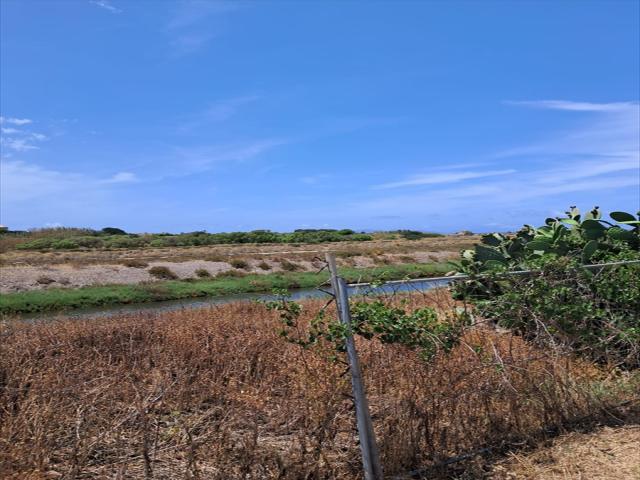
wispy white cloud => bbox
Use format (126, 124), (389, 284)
(352, 100), (639, 227)
(166, 1), (239, 56)
(169, 32), (215, 56)
(0, 160), (145, 229)
(178, 95), (260, 132)
(0, 116), (32, 125)
(533, 157), (638, 185)
(104, 172), (138, 183)
(0, 160), (137, 204)
(495, 100), (639, 163)
(167, 0), (238, 30)
(300, 174), (331, 185)
(0, 137), (40, 152)
(89, 0), (122, 14)
(1, 161), (80, 202)
(30, 133), (47, 141)
(169, 138), (288, 175)
(0, 117), (49, 153)
(201, 95), (260, 122)
(374, 169), (516, 189)
(503, 99), (636, 112)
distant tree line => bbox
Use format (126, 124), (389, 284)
(8, 228), (376, 250)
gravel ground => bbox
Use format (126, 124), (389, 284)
(0, 259), (315, 293)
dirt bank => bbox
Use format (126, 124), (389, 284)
(0, 250), (458, 293)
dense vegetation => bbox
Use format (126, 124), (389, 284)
(4, 228), (375, 251)
(394, 229), (444, 240)
(455, 207), (640, 368)
(253, 207), (640, 372)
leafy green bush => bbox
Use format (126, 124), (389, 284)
(148, 266), (178, 280)
(472, 258), (639, 368)
(267, 296), (465, 361)
(15, 238), (56, 250)
(454, 207), (640, 368)
(457, 207), (639, 274)
(74, 236), (104, 248)
(103, 236), (146, 249)
(101, 227), (127, 235)
(350, 301), (463, 359)
(51, 239), (79, 250)
(396, 230), (444, 240)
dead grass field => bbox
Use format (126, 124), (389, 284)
(1, 291), (637, 479)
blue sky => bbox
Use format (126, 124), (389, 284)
(1, 0), (638, 233)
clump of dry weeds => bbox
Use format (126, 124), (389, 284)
(490, 425), (640, 479)
(0, 292), (635, 479)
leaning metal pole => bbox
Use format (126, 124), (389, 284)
(325, 253), (384, 480)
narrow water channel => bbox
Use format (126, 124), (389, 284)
(19, 278), (453, 321)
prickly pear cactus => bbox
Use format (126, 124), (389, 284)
(457, 207), (639, 273)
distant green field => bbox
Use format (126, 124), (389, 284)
(0, 262), (452, 315)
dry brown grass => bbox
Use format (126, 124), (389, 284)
(121, 260), (150, 269)
(490, 425), (640, 479)
(0, 292), (635, 479)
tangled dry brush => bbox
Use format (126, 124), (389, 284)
(1, 291), (637, 479)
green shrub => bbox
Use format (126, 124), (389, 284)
(36, 276), (56, 285)
(455, 207), (640, 368)
(103, 236), (147, 249)
(396, 230), (443, 240)
(279, 259), (300, 271)
(101, 227), (127, 235)
(15, 238), (55, 250)
(229, 259), (250, 270)
(472, 258), (640, 368)
(52, 239), (79, 250)
(195, 268), (212, 278)
(456, 207), (639, 275)
(74, 236), (104, 248)
(268, 296), (464, 361)
(216, 269), (246, 278)
(148, 266), (178, 280)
